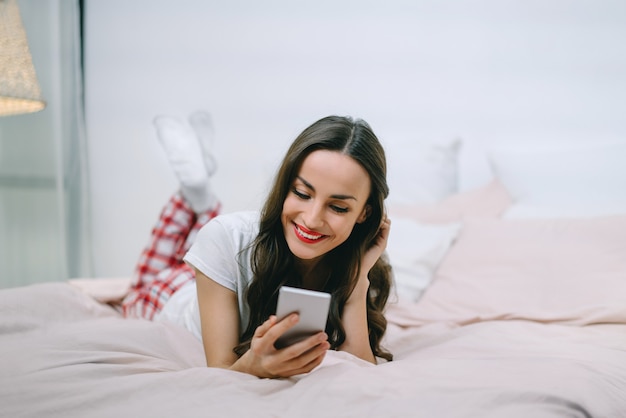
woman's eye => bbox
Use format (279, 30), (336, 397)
(292, 188), (310, 200)
(330, 205), (349, 214)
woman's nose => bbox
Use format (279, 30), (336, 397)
(302, 203), (324, 230)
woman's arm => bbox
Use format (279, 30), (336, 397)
(195, 269), (330, 378)
(338, 216), (391, 364)
(337, 275), (376, 363)
(195, 270), (241, 368)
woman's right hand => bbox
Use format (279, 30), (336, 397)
(232, 314), (330, 378)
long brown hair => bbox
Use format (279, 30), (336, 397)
(234, 115), (393, 361)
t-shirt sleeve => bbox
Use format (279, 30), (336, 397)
(183, 216), (240, 293)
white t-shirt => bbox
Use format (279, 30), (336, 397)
(155, 211), (259, 341)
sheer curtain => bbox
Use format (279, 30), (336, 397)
(0, 0), (91, 287)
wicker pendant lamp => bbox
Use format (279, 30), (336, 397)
(0, 0), (46, 116)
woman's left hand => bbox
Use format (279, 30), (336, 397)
(359, 215), (391, 283)
(364, 215), (391, 268)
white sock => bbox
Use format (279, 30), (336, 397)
(153, 116), (216, 213)
(188, 110), (218, 177)
(180, 182), (218, 214)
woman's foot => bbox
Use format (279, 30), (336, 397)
(189, 110), (218, 177)
(154, 115), (217, 213)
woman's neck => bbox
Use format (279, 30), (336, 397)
(295, 257), (329, 291)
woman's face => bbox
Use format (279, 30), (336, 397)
(281, 149), (371, 262)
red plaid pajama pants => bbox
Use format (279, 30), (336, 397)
(121, 192), (220, 320)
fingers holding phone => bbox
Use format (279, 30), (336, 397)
(244, 287), (331, 378)
(270, 314), (330, 376)
(247, 315), (329, 378)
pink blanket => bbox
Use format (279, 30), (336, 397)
(1, 281), (625, 417)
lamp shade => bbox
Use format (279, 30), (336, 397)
(0, 0), (46, 116)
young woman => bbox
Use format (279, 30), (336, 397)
(123, 113), (393, 378)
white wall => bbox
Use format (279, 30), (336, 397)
(84, 0), (626, 278)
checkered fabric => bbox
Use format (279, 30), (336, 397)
(122, 192), (220, 320)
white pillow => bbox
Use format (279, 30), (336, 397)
(386, 138), (461, 206)
(488, 141), (626, 212)
(386, 217), (461, 303)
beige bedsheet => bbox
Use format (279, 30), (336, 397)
(1, 282), (625, 418)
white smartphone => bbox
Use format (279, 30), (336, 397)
(274, 286), (331, 349)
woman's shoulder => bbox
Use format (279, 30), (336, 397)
(212, 210), (259, 229)
(203, 210), (260, 242)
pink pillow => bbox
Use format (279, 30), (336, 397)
(388, 180), (512, 224)
(396, 215), (626, 326)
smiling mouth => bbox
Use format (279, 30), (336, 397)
(293, 223), (327, 243)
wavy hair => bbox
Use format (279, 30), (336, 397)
(234, 115), (393, 361)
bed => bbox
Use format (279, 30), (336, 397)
(1, 139), (626, 417)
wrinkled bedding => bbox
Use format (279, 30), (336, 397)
(1, 282), (625, 418)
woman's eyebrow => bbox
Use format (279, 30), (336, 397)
(296, 176), (357, 201)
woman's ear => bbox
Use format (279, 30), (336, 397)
(357, 205), (371, 224)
